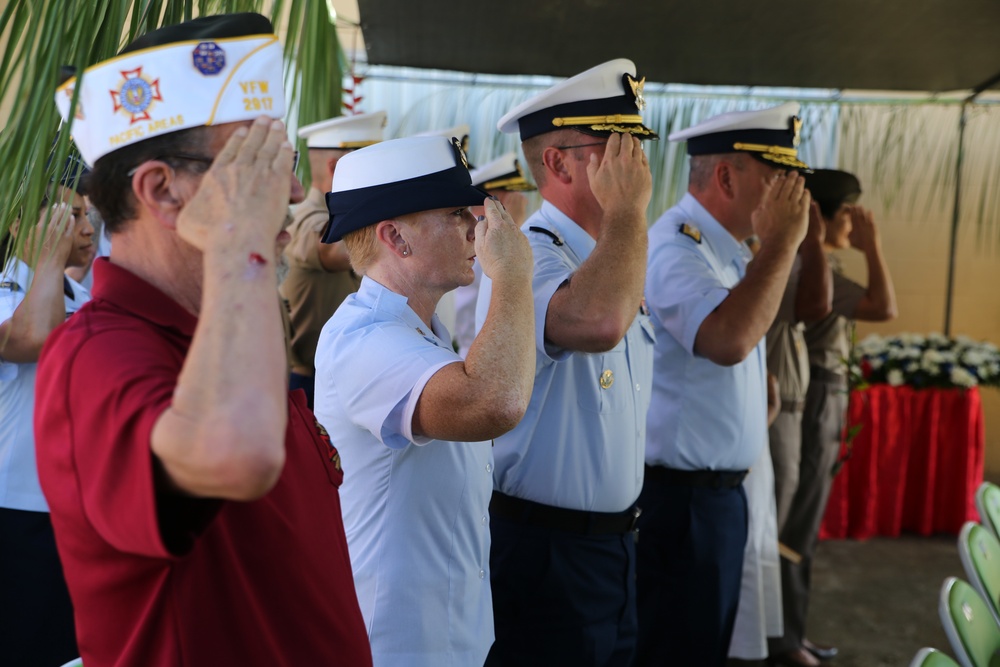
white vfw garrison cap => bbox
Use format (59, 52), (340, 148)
(54, 13), (284, 166)
(497, 58), (658, 141)
(668, 102), (810, 170)
(470, 152), (536, 192)
(298, 111), (388, 149)
(322, 136), (488, 243)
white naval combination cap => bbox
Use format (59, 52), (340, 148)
(469, 152), (536, 192)
(668, 102), (810, 170)
(322, 136), (488, 243)
(496, 58), (658, 142)
(55, 13), (285, 167)
(298, 111), (388, 149)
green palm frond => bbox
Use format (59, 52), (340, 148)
(0, 0), (342, 258)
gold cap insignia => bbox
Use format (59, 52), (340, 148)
(600, 369), (615, 389)
(624, 73), (646, 111)
(679, 223), (702, 244)
(791, 116), (802, 147)
(452, 137), (470, 169)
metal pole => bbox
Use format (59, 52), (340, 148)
(944, 101), (967, 336)
(943, 69), (1000, 336)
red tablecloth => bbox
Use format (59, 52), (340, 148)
(820, 385), (985, 540)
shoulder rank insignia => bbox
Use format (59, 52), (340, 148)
(0, 281), (21, 292)
(528, 226), (564, 246)
(679, 223), (702, 244)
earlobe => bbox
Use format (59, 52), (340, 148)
(375, 220), (410, 258)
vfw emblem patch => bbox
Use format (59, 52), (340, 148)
(110, 67), (163, 124)
(315, 419), (342, 471)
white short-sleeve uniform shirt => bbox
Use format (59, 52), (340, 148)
(476, 201), (655, 513)
(0, 257), (90, 512)
(644, 193), (768, 471)
(314, 276), (493, 667)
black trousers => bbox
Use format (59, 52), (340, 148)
(635, 473), (749, 667)
(486, 513), (638, 667)
(0, 507), (78, 667)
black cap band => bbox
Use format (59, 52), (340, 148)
(323, 165), (489, 243)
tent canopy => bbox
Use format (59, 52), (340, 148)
(356, 0), (1000, 93)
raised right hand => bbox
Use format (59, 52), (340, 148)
(804, 200), (825, 245)
(475, 197), (533, 283)
(26, 203), (74, 268)
(752, 170), (810, 249)
(493, 190), (529, 227)
(586, 133), (652, 218)
(176, 116), (294, 253)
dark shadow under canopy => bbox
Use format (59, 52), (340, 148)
(357, 0), (1000, 93)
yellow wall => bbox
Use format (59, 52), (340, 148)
(844, 220), (1000, 475)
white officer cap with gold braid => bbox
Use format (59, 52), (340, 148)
(298, 111), (388, 149)
(54, 13), (285, 167)
(668, 102), (810, 170)
(470, 152), (536, 192)
(497, 59), (658, 142)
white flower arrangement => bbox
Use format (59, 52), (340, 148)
(853, 333), (1000, 389)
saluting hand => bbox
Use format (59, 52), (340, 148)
(475, 197), (533, 284)
(751, 170), (810, 249)
(804, 200), (825, 246)
(586, 133), (652, 219)
(493, 190), (529, 227)
(26, 203), (75, 269)
(847, 205), (880, 253)
(177, 116), (295, 253)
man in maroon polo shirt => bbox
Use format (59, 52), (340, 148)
(34, 14), (371, 666)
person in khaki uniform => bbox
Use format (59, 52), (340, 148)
(729, 208), (831, 667)
(281, 111), (386, 406)
(769, 169), (897, 667)
(767, 202), (832, 534)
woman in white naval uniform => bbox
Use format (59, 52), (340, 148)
(0, 176), (94, 665)
(313, 135), (536, 667)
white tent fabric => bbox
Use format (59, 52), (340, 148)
(358, 65), (1000, 245)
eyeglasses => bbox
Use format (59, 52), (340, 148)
(553, 142), (607, 151)
(127, 150), (300, 177)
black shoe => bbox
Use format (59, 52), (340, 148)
(802, 638), (838, 661)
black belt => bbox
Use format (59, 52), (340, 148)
(780, 398), (806, 414)
(489, 492), (641, 535)
(810, 364), (847, 387)
(644, 465), (748, 489)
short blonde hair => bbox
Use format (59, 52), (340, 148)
(342, 224), (379, 275)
